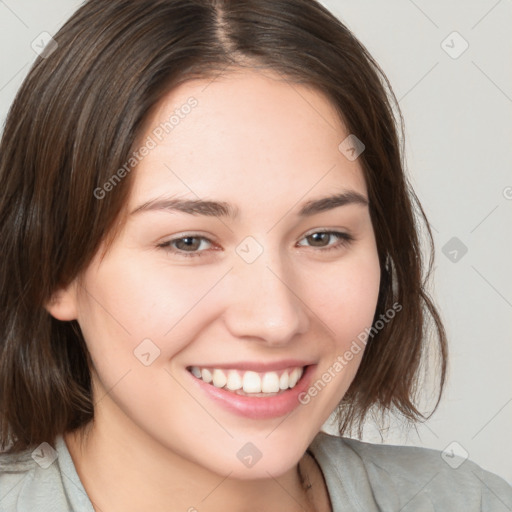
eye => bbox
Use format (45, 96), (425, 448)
(158, 235), (214, 258)
(297, 230), (354, 252)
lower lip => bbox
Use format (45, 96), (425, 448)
(187, 365), (316, 420)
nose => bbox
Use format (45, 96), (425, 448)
(222, 248), (310, 346)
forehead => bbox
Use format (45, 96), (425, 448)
(129, 68), (366, 206)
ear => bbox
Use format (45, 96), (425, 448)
(45, 282), (78, 321)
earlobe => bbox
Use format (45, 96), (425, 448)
(45, 284), (78, 321)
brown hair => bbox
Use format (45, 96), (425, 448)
(0, 0), (447, 453)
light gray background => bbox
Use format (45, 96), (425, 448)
(1, 0), (511, 485)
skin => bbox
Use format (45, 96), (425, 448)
(46, 67), (381, 512)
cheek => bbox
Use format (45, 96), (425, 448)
(315, 246), (381, 345)
(74, 256), (208, 426)
(306, 243), (380, 399)
(76, 254), (223, 359)
(294, 255), (381, 424)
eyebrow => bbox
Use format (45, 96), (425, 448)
(130, 190), (369, 219)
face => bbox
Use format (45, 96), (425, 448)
(56, 68), (380, 479)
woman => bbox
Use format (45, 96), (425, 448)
(0, 1), (510, 511)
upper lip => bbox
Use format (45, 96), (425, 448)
(187, 360), (314, 372)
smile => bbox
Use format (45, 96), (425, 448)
(185, 362), (316, 419)
(188, 366), (304, 396)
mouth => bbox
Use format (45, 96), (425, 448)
(186, 365), (305, 397)
(185, 363), (316, 419)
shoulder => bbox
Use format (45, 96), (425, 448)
(310, 431), (512, 512)
(0, 437), (91, 512)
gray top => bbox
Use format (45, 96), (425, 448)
(0, 431), (511, 511)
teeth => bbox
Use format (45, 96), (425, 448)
(289, 367), (302, 387)
(279, 371), (289, 390)
(243, 371), (261, 393)
(226, 370), (243, 391)
(261, 372), (280, 393)
(201, 368), (212, 383)
(189, 365), (305, 394)
(212, 369), (227, 388)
